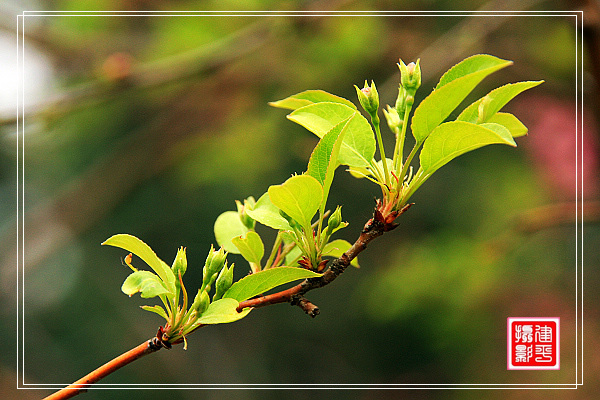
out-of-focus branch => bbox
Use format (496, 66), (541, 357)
(1, 18), (272, 128)
(380, 0), (544, 97)
(513, 200), (600, 233)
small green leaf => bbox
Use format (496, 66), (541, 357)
(322, 239), (359, 268)
(287, 102), (376, 168)
(245, 192), (291, 231)
(196, 298), (252, 324)
(436, 54), (511, 89)
(456, 80), (544, 124)
(411, 55), (513, 143)
(486, 112), (528, 138)
(307, 115), (352, 212)
(214, 211), (249, 254)
(420, 121), (516, 176)
(122, 270), (170, 299)
(232, 231), (264, 266)
(224, 266), (322, 302)
(140, 305), (169, 321)
(269, 89), (357, 110)
(268, 174), (323, 231)
(103, 234), (175, 294)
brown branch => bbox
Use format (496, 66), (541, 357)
(238, 204), (411, 315)
(43, 204), (411, 398)
(42, 339), (162, 400)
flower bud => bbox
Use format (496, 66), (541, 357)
(398, 59), (421, 93)
(354, 80), (380, 118)
(236, 196), (256, 230)
(383, 105), (402, 133)
(203, 246), (227, 287)
(171, 247), (187, 278)
(191, 289), (210, 315)
(325, 206), (343, 235)
(214, 262), (234, 300)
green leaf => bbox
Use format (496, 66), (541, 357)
(436, 54), (510, 89)
(457, 80), (544, 124)
(245, 192), (291, 231)
(268, 174), (323, 231)
(103, 234), (175, 294)
(287, 102), (375, 168)
(322, 239), (359, 268)
(487, 112), (528, 138)
(231, 231), (265, 266)
(214, 211), (249, 254)
(307, 115), (352, 212)
(419, 121), (516, 176)
(269, 89), (357, 110)
(140, 305), (169, 321)
(121, 270), (170, 299)
(196, 298), (252, 324)
(223, 266), (322, 302)
(411, 55), (513, 143)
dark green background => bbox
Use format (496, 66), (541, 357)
(2, 1), (598, 399)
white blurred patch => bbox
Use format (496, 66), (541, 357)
(0, 30), (55, 119)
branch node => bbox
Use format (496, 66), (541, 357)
(291, 295), (320, 318)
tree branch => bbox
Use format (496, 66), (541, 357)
(42, 339), (162, 400)
(237, 203), (411, 315)
(43, 204), (411, 398)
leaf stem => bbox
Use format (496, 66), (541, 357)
(399, 141), (422, 186)
(264, 231), (283, 269)
(393, 105), (411, 179)
(372, 117), (390, 187)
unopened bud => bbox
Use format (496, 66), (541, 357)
(214, 262), (235, 300)
(354, 80), (380, 119)
(171, 247), (187, 278)
(236, 196), (256, 230)
(191, 289), (210, 315)
(203, 246), (227, 287)
(398, 59), (421, 94)
(325, 206), (343, 235)
(383, 105), (402, 133)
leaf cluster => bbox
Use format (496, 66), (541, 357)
(103, 54), (541, 347)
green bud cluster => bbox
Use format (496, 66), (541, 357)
(396, 59), (421, 117)
(202, 245), (227, 291)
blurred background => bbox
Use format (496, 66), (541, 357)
(2, 0), (599, 399)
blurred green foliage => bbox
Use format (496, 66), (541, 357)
(2, 1), (597, 400)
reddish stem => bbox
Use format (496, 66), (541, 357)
(42, 340), (161, 400)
